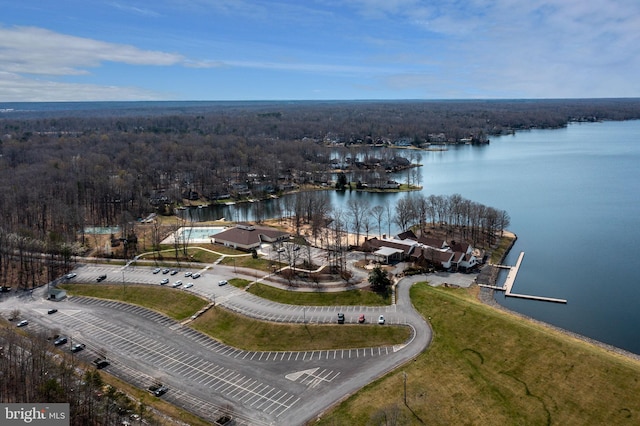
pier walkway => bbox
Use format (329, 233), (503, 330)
(479, 252), (567, 304)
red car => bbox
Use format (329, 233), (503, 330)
(358, 314), (365, 323)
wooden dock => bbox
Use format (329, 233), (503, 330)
(479, 252), (567, 304)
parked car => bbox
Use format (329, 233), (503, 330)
(184, 283), (194, 289)
(152, 268), (161, 274)
(337, 313), (345, 324)
(172, 280), (183, 288)
(54, 336), (68, 346)
(65, 272), (77, 279)
(96, 274), (107, 282)
(378, 315), (386, 325)
(70, 343), (86, 353)
(184, 271), (192, 277)
(276, 247), (285, 253)
(148, 384), (168, 397)
(93, 358), (109, 369)
(218, 280), (228, 286)
(192, 272), (201, 279)
(169, 270), (178, 275)
(358, 314), (365, 324)
(162, 269), (170, 274)
(160, 278), (169, 285)
(47, 308), (58, 314)
(16, 320), (28, 327)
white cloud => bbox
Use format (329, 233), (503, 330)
(0, 26), (185, 76)
(0, 71), (165, 102)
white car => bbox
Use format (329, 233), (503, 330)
(65, 272), (77, 279)
(17, 320), (28, 327)
(218, 280), (228, 286)
(160, 278), (169, 285)
(172, 280), (183, 288)
(184, 282), (194, 289)
(378, 315), (385, 325)
(192, 272), (201, 279)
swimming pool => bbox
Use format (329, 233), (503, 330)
(83, 226), (121, 235)
(161, 226), (225, 244)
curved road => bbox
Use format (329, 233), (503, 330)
(0, 262), (440, 425)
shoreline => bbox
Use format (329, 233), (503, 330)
(478, 231), (640, 363)
(477, 286), (640, 363)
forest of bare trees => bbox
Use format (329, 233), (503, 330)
(0, 98), (638, 290)
(0, 326), (158, 425)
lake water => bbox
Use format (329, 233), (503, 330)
(185, 120), (640, 354)
(414, 120), (640, 355)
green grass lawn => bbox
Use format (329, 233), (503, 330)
(218, 255), (280, 272)
(247, 282), (391, 306)
(190, 307), (410, 351)
(229, 278), (252, 289)
(58, 284), (208, 321)
(317, 283), (640, 425)
(59, 284), (407, 350)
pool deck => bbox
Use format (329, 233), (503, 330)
(479, 252), (567, 304)
(160, 226), (226, 245)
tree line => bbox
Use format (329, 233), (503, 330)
(0, 326), (158, 425)
(0, 99), (637, 289)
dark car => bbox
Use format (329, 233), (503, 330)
(93, 358), (109, 369)
(148, 384), (168, 397)
(96, 274), (107, 282)
(47, 308), (58, 314)
(337, 313), (345, 324)
(358, 314), (365, 324)
(54, 336), (68, 346)
(70, 343), (86, 353)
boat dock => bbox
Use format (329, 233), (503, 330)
(479, 252), (567, 304)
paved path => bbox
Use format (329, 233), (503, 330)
(0, 261), (475, 425)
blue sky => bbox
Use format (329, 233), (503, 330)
(1, 0), (638, 101)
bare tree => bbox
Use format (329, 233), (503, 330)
(371, 205), (385, 239)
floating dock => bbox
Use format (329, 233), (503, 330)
(479, 252), (567, 304)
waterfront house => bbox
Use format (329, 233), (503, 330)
(212, 223), (289, 251)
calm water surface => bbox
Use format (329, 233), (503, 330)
(421, 120), (640, 354)
(191, 120), (640, 354)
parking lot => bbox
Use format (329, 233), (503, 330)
(2, 262), (429, 425)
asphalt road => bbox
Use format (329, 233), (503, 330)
(0, 263), (439, 425)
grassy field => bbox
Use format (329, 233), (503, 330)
(218, 255), (282, 272)
(59, 284), (408, 350)
(58, 284), (208, 321)
(247, 282), (391, 306)
(190, 307), (410, 351)
(316, 283), (640, 425)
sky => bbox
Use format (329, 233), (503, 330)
(0, 0), (639, 102)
